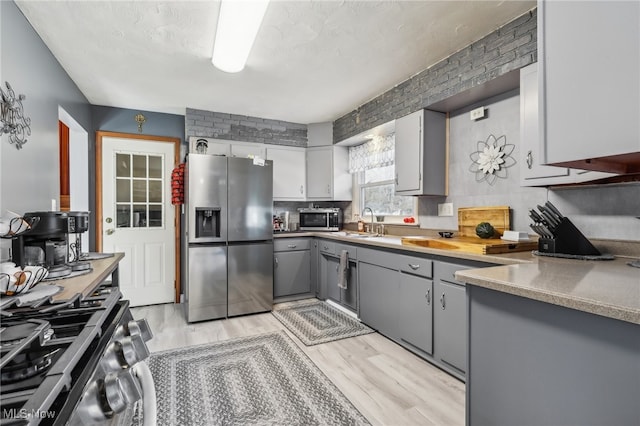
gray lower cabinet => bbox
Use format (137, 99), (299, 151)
(319, 240), (358, 312)
(359, 262), (399, 338)
(399, 272), (433, 355)
(433, 260), (481, 379)
(273, 238), (311, 299)
(310, 239), (319, 298)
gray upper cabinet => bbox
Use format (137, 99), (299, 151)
(539, 0), (640, 169)
(394, 109), (447, 195)
(306, 146), (352, 201)
(520, 63), (615, 186)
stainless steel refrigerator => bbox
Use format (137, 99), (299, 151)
(184, 154), (273, 322)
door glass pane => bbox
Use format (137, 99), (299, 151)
(117, 205), (131, 228)
(114, 151), (165, 230)
(132, 180), (147, 203)
(133, 155), (147, 178)
(149, 181), (162, 203)
(149, 156), (162, 179)
(116, 179), (130, 203)
(149, 205), (162, 227)
(133, 204), (147, 227)
(116, 154), (130, 177)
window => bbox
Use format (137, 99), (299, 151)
(349, 134), (417, 223)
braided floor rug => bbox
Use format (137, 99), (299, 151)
(133, 331), (370, 426)
(272, 300), (374, 346)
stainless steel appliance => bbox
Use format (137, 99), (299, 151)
(185, 154), (273, 322)
(298, 207), (342, 231)
(0, 283), (155, 425)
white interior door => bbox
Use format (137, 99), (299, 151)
(101, 136), (175, 307)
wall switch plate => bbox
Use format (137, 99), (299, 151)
(438, 203), (454, 217)
(470, 107), (485, 120)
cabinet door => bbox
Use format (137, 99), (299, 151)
(541, 1), (640, 164)
(311, 240), (320, 298)
(230, 143), (265, 159)
(358, 262), (399, 338)
(520, 63), (571, 183)
(274, 250), (311, 298)
(322, 255), (341, 303)
(395, 110), (422, 192)
(265, 147), (306, 200)
(399, 273), (433, 355)
(434, 279), (466, 374)
(306, 148), (333, 199)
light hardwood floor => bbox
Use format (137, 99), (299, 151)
(131, 300), (465, 426)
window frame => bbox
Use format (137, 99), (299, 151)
(351, 169), (418, 225)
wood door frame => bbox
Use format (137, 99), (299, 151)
(95, 131), (182, 303)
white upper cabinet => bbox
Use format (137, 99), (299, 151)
(395, 109), (446, 196)
(306, 146), (352, 201)
(539, 0), (640, 172)
(229, 142), (265, 159)
(520, 63), (615, 186)
(265, 146), (306, 200)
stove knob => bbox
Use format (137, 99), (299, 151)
(128, 318), (153, 342)
(102, 334), (150, 371)
(104, 369), (142, 414)
(121, 334), (150, 366)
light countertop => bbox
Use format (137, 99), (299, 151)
(457, 257), (640, 325)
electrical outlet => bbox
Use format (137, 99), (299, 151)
(470, 107), (485, 120)
(438, 203), (454, 217)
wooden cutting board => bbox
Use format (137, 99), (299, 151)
(401, 236), (537, 254)
(458, 206), (510, 238)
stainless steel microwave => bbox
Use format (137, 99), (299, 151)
(298, 208), (342, 231)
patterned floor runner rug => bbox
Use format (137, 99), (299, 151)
(272, 300), (374, 346)
(135, 331), (370, 426)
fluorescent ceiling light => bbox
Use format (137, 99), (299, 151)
(212, 0), (270, 73)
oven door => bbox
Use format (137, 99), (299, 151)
(299, 212), (329, 230)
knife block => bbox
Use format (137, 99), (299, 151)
(537, 217), (600, 256)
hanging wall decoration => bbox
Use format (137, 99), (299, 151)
(469, 134), (516, 185)
(0, 81), (31, 150)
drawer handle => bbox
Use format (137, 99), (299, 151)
(408, 263), (420, 270)
(440, 293), (446, 309)
(274, 257), (278, 267)
(323, 246), (329, 250)
(425, 289), (431, 305)
(287, 244), (297, 249)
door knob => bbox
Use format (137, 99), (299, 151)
(106, 229), (115, 235)
(106, 217), (113, 223)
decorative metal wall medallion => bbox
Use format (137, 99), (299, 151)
(0, 81), (31, 150)
(135, 113), (146, 132)
(469, 134), (516, 185)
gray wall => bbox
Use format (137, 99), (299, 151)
(186, 107), (307, 147)
(418, 89), (640, 241)
(1, 1), (92, 257)
(334, 9), (537, 142)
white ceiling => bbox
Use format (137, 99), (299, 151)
(16, 0), (535, 124)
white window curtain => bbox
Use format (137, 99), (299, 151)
(348, 134), (395, 173)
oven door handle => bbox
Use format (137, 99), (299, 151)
(133, 361), (157, 426)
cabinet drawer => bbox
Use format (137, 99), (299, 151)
(318, 240), (336, 255)
(335, 243), (357, 260)
(357, 247), (397, 270)
(436, 262), (472, 285)
(274, 238), (310, 252)
(399, 255), (433, 278)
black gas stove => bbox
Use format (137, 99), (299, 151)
(0, 284), (153, 425)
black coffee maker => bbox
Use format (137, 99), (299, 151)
(12, 211), (72, 278)
(66, 211), (91, 272)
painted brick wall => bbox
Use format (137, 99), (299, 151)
(334, 9), (537, 143)
(185, 108), (307, 147)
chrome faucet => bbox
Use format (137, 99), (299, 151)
(362, 206), (375, 234)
